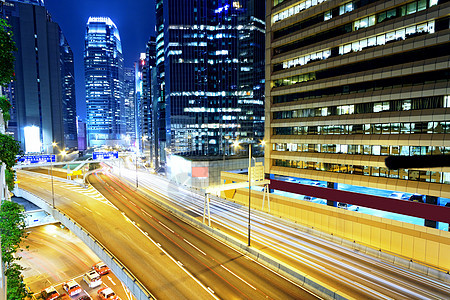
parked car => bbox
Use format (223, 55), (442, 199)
(304, 196), (314, 201)
(41, 287), (60, 300)
(83, 270), (102, 288)
(337, 202), (360, 211)
(62, 280), (82, 297)
(97, 287), (119, 300)
(409, 194), (424, 203)
(389, 192), (409, 200)
(93, 262), (110, 275)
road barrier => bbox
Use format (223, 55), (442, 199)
(14, 188), (157, 300)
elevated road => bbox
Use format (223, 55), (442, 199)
(112, 167), (450, 300)
(17, 170), (319, 299)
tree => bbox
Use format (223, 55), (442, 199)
(0, 96), (12, 123)
(0, 19), (16, 86)
(5, 168), (15, 192)
(0, 134), (22, 169)
(0, 201), (30, 300)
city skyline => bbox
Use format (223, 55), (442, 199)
(44, 0), (156, 119)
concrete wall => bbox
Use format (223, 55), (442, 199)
(14, 188), (156, 300)
(221, 172), (450, 274)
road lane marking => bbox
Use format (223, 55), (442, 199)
(221, 264), (256, 290)
(159, 221), (174, 233)
(72, 201), (81, 206)
(130, 219), (219, 300)
(184, 239), (206, 256)
(107, 275), (116, 285)
(84, 207), (92, 212)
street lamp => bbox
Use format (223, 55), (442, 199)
(50, 142), (57, 209)
(233, 140), (253, 247)
(135, 152), (139, 188)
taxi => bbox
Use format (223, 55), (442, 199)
(97, 287), (119, 300)
(92, 262), (110, 275)
(62, 280), (82, 297)
(41, 286), (59, 300)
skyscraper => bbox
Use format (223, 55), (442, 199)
(2, 0), (76, 153)
(84, 16), (124, 147)
(265, 0), (450, 228)
(123, 67), (136, 144)
(155, 0), (265, 157)
(135, 38), (156, 165)
(60, 31), (77, 149)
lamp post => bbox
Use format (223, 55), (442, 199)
(248, 143), (252, 247)
(233, 140), (253, 247)
(135, 152), (139, 188)
(50, 142), (57, 208)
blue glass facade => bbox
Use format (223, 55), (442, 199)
(156, 0), (265, 157)
(84, 17), (124, 147)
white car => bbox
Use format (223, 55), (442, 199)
(389, 192), (409, 200)
(83, 270), (102, 288)
(62, 279), (82, 297)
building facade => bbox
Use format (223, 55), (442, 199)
(2, 0), (76, 153)
(84, 16), (124, 147)
(265, 0), (450, 227)
(123, 67), (136, 144)
(60, 31), (77, 149)
(155, 0), (265, 158)
(136, 38), (157, 166)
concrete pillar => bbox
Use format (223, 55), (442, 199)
(327, 182), (338, 207)
(424, 195), (438, 229)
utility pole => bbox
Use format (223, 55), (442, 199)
(248, 143), (251, 247)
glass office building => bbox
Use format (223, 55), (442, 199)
(84, 17), (124, 147)
(155, 0), (265, 157)
(2, 0), (75, 153)
(265, 0), (450, 227)
(123, 67), (136, 143)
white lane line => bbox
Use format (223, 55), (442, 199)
(159, 221), (174, 233)
(184, 239), (206, 256)
(72, 201), (81, 206)
(107, 275), (116, 286)
(221, 264), (257, 290)
(141, 209), (151, 217)
(84, 207), (92, 212)
(130, 219), (219, 300)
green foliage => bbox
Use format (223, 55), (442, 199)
(89, 162), (100, 171)
(5, 167), (15, 191)
(5, 263), (30, 300)
(0, 19), (16, 86)
(0, 96), (12, 122)
(0, 134), (22, 169)
(0, 200), (31, 299)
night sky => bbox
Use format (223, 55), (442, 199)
(44, 0), (156, 119)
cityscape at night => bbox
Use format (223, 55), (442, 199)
(0, 0), (449, 299)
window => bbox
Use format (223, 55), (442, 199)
(324, 10), (332, 21)
(407, 2), (417, 14)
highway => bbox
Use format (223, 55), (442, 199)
(17, 170), (319, 299)
(110, 165), (450, 300)
(17, 225), (133, 300)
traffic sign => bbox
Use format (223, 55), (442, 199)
(18, 154), (56, 164)
(93, 151), (119, 160)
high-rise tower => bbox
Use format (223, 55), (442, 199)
(155, 0), (265, 157)
(84, 16), (124, 147)
(265, 0), (450, 228)
(2, 0), (76, 153)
